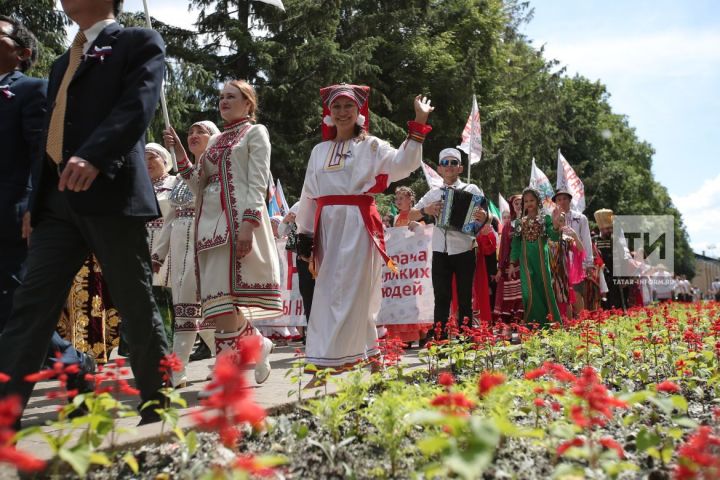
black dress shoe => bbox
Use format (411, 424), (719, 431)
(189, 339), (212, 362)
(137, 409), (162, 426)
(137, 390), (170, 426)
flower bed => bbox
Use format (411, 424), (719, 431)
(4, 302), (720, 479)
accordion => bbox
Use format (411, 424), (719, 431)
(437, 187), (487, 236)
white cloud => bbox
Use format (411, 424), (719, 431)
(671, 172), (720, 256)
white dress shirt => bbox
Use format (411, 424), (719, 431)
(81, 19), (116, 54)
(415, 179), (483, 255)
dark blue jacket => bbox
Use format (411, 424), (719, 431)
(0, 71), (46, 243)
(32, 22), (165, 222)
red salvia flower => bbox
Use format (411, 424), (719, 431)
(438, 372), (454, 387)
(656, 381), (681, 394)
(557, 437), (584, 456)
(599, 437), (625, 459)
(159, 353), (184, 383)
(569, 366), (627, 429)
(376, 336), (405, 369)
(674, 426), (720, 480)
(191, 336), (268, 449)
(477, 371), (505, 397)
(430, 392), (476, 413)
(0, 395), (46, 472)
(525, 367), (547, 380)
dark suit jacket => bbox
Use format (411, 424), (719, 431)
(0, 71), (46, 243)
(32, 22), (165, 222)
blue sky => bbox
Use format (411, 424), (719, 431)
(63, 0), (720, 256)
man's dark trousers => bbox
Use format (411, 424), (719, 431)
(296, 255), (315, 323)
(431, 249), (476, 337)
(0, 173), (169, 409)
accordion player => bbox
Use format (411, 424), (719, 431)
(437, 187), (488, 236)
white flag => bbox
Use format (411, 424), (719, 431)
(457, 95), (482, 165)
(529, 158), (555, 212)
(556, 149), (586, 212)
(498, 193), (510, 216)
(422, 161), (443, 189)
(253, 0), (285, 10)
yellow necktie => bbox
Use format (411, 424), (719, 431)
(46, 31), (87, 165)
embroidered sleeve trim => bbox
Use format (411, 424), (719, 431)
(242, 208), (262, 225)
(177, 156), (193, 177)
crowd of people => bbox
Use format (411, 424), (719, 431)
(0, 1), (711, 428)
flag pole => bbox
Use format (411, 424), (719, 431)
(142, 0), (177, 171)
(467, 94), (474, 183)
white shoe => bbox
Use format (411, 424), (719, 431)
(254, 337), (274, 384)
(172, 372), (188, 389)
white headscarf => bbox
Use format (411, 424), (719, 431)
(191, 120), (220, 136)
(145, 143), (172, 173)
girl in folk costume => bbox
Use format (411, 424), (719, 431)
(494, 194), (524, 331)
(153, 121), (220, 387)
(393, 186), (415, 228)
(510, 188), (564, 327)
(163, 80), (281, 385)
(144, 143), (176, 344)
(387, 186), (432, 346)
(296, 84), (434, 368)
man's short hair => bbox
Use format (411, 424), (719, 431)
(0, 15), (38, 72)
(114, 0), (124, 16)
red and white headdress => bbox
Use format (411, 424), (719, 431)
(320, 83), (370, 141)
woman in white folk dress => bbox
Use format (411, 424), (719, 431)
(163, 80), (281, 385)
(153, 121), (220, 387)
(144, 143), (176, 345)
(296, 84), (434, 370)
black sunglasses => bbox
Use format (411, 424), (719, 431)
(439, 158), (461, 167)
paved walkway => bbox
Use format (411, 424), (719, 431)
(10, 342), (424, 468)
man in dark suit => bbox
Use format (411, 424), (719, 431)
(0, 14), (96, 399)
(0, 15), (45, 329)
(0, 0), (170, 425)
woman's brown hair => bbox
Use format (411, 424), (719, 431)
(226, 79), (258, 121)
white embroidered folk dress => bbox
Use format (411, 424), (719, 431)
(151, 176), (214, 334)
(296, 135), (423, 367)
(147, 174), (175, 287)
(178, 120), (282, 321)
